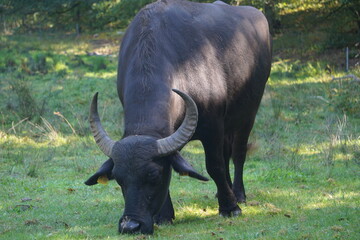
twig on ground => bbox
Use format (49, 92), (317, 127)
(332, 74), (360, 82)
(7, 117), (29, 134)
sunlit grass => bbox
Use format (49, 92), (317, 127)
(84, 71), (117, 79)
(278, 0), (325, 15)
(183, 140), (205, 155)
(295, 139), (359, 157)
(1, 126), (71, 148)
(177, 205), (218, 219)
(303, 190), (360, 210)
(269, 75), (328, 86)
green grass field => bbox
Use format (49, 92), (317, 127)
(0, 33), (359, 239)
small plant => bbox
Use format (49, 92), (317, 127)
(54, 61), (69, 76)
(26, 158), (38, 178)
(288, 142), (302, 170)
(330, 77), (360, 118)
(88, 56), (108, 71)
(54, 112), (77, 135)
(8, 75), (40, 121)
(29, 52), (48, 74)
(322, 114), (349, 167)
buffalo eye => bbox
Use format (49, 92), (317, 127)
(147, 167), (161, 184)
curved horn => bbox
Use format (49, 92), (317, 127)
(157, 89), (198, 156)
(89, 92), (116, 157)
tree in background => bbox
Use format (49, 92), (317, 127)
(326, 0), (360, 33)
(1, 0), (105, 33)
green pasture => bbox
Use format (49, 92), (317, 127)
(0, 32), (359, 240)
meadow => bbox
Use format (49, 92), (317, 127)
(0, 32), (359, 239)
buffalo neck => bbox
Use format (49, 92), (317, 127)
(117, 2), (183, 139)
(121, 81), (175, 139)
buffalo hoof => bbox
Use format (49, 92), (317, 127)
(219, 205), (242, 217)
(236, 195), (246, 204)
(154, 214), (174, 225)
(233, 190), (246, 203)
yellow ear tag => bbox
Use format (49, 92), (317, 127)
(97, 175), (109, 185)
(179, 172), (189, 176)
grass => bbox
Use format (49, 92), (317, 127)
(0, 32), (360, 240)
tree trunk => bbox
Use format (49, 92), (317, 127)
(1, 14), (5, 33)
(75, 4), (81, 36)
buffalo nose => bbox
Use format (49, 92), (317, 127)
(119, 218), (141, 234)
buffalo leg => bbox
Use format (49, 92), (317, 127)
(154, 192), (174, 225)
(215, 135), (233, 199)
(232, 121), (255, 203)
(223, 134), (234, 188)
(202, 124), (240, 217)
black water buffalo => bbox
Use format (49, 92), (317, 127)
(85, 0), (272, 234)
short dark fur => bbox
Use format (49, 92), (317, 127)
(86, 0), (272, 234)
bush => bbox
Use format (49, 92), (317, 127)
(23, 52), (57, 75)
(7, 75), (41, 121)
(89, 56), (108, 71)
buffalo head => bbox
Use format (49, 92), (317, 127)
(85, 89), (208, 234)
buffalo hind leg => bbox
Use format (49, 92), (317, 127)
(223, 134), (234, 188)
(232, 120), (255, 203)
(154, 192), (175, 225)
(215, 135), (233, 199)
(202, 123), (240, 217)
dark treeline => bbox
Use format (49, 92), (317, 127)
(1, 0), (150, 34)
(1, 0), (359, 47)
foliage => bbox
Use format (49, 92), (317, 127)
(1, 0), (359, 44)
(0, 0), (161, 33)
(107, 0), (155, 29)
(1, 0), (98, 33)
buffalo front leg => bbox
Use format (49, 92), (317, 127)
(202, 125), (240, 217)
(232, 141), (247, 203)
(154, 192), (175, 225)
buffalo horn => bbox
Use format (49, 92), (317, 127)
(89, 92), (115, 157)
(157, 89), (198, 156)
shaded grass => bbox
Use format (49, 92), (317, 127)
(0, 33), (360, 239)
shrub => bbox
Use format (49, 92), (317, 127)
(90, 56), (108, 71)
(7, 75), (41, 121)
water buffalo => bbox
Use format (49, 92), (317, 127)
(85, 0), (272, 234)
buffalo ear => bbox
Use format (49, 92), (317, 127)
(170, 152), (209, 181)
(85, 158), (114, 186)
